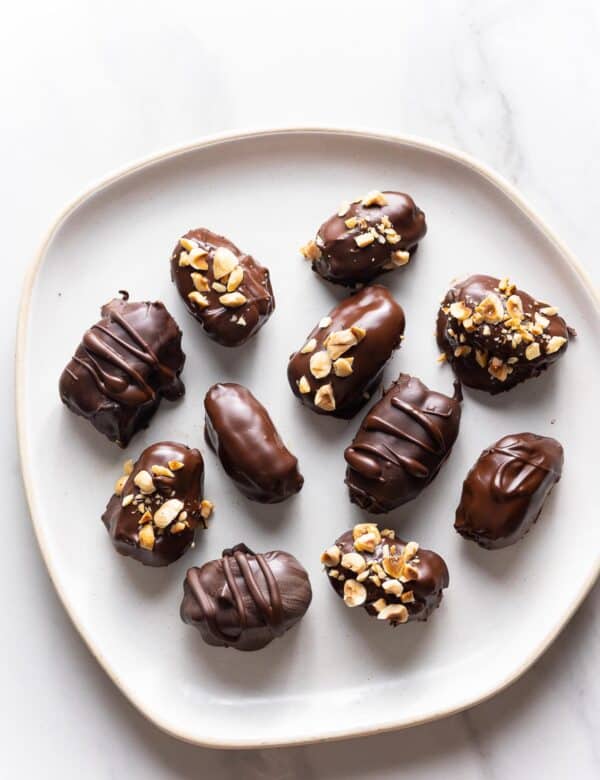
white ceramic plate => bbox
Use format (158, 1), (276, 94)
(17, 128), (600, 748)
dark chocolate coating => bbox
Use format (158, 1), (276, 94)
(323, 525), (448, 624)
(102, 441), (205, 567)
(170, 228), (275, 347)
(59, 296), (185, 447)
(308, 191), (427, 286)
(287, 285), (405, 419)
(454, 433), (563, 549)
(204, 383), (303, 503)
(436, 274), (572, 394)
(345, 374), (462, 513)
(181, 543), (312, 651)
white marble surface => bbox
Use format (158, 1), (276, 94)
(2, 0), (598, 777)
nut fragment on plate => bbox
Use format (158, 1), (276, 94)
(170, 228), (275, 347)
(436, 274), (573, 394)
(321, 523), (449, 625)
(301, 190), (427, 286)
(287, 285), (405, 419)
(101, 441), (208, 566)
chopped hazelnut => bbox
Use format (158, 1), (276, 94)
(546, 336), (567, 354)
(314, 384), (336, 411)
(300, 240), (322, 261)
(476, 293), (504, 324)
(219, 292), (247, 308)
(227, 266), (244, 292)
(114, 475), (128, 497)
(133, 470), (155, 494)
(297, 375), (311, 394)
(525, 342), (541, 360)
(377, 603), (409, 623)
(361, 190), (388, 207)
(151, 464), (175, 478)
(300, 338), (317, 354)
(333, 357), (354, 377)
(138, 524), (155, 551)
(341, 552), (367, 574)
(355, 232), (375, 248)
(343, 579), (367, 607)
(188, 291), (209, 309)
(309, 350), (332, 379)
(191, 273), (210, 292)
(200, 499), (214, 520)
(153, 498), (184, 529)
(449, 301), (473, 322)
(212, 247), (239, 279)
(320, 546), (341, 567)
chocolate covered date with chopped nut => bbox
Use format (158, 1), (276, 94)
(102, 441), (213, 567)
(204, 383), (304, 503)
(455, 432), (564, 549)
(345, 374), (462, 513)
(436, 275), (573, 393)
(322, 524), (449, 625)
(287, 285), (405, 418)
(170, 228), (275, 347)
(300, 190), (427, 286)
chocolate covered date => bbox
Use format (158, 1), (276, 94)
(59, 295), (185, 447)
(170, 228), (275, 347)
(321, 523), (448, 625)
(300, 190), (427, 286)
(204, 383), (303, 503)
(345, 374), (462, 513)
(102, 441), (212, 567)
(437, 275), (572, 393)
(287, 285), (405, 419)
(181, 543), (312, 651)
(454, 432), (563, 549)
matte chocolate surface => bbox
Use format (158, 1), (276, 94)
(102, 441), (210, 567)
(59, 295), (185, 447)
(170, 228), (275, 347)
(204, 382), (304, 503)
(181, 543), (312, 651)
(436, 274), (572, 394)
(287, 285), (405, 418)
(455, 432), (563, 549)
(345, 374), (462, 513)
(322, 524), (449, 624)
(301, 190), (427, 286)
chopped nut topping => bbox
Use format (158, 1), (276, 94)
(168, 460), (184, 471)
(525, 342), (541, 360)
(123, 459), (134, 475)
(200, 499), (214, 520)
(337, 201), (351, 217)
(114, 475), (128, 496)
(212, 281), (227, 293)
(319, 316), (332, 329)
(138, 524), (155, 551)
(154, 498), (184, 529)
(189, 251), (209, 271)
(354, 533), (378, 553)
(454, 345), (471, 358)
(390, 250), (410, 267)
(170, 521), (187, 534)
(180, 237), (195, 252)
(333, 357), (354, 377)
(314, 384), (336, 411)
(341, 552), (367, 574)
(401, 591), (415, 604)
(188, 291), (209, 308)
(476, 293), (504, 324)
(377, 603), (409, 623)
(344, 216), (358, 229)
(219, 292), (247, 308)
(326, 328), (359, 360)
(227, 266), (244, 292)
(361, 190), (388, 207)
(546, 336), (567, 354)
(212, 247), (239, 279)
(540, 306), (558, 316)
(300, 338), (317, 354)
(382, 579), (404, 597)
(328, 569), (340, 579)
(534, 312), (550, 329)
(139, 510), (152, 524)
(300, 240), (322, 261)
(488, 356), (509, 381)
(437, 352), (447, 363)
(297, 375), (311, 394)
(372, 598), (388, 613)
(505, 295), (524, 320)
(449, 301), (473, 321)
(382, 555), (404, 579)
(191, 273), (210, 292)
(355, 232), (375, 248)
(121, 494), (134, 507)
(320, 546), (341, 567)
(309, 350), (332, 379)
(151, 464), (175, 478)
(343, 579), (367, 607)
(473, 349), (487, 369)
(381, 528), (395, 539)
(353, 523), (381, 543)
(386, 232), (402, 246)
(237, 315), (247, 327)
(403, 541), (419, 558)
(402, 563), (420, 580)
(134, 470), (155, 494)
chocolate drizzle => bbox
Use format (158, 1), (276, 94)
(455, 432), (564, 549)
(181, 545), (312, 652)
(59, 297), (185, 446)
(345, 374), (462, 513)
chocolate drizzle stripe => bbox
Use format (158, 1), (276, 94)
(222, 554), (248, 630)
(233, 550), (276, 627)
(256, 553), (284, 633)
(186, 569), (232, 643)
(488, 445), (558, 498)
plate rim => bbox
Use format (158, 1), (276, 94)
(16, 125), (600, 749)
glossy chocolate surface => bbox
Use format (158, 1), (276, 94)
(437, 274), (572, 394)
(102, 441), (206, 567)
(303, 190), (427, 286)
(322, 524), (449, 624)
(204, 383), (303, 503)
(59, 295), (185, 447)
(170, 228), (275, 347)
(455, 432), (563, 549)
(181, 543), (312, 651)
(345, 374), (462, 513)
(287, 285), (405, 419)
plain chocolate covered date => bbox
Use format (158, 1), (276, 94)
(454, 432), (563, 549)
(301, 190), (427, 286)
(59, 295), (185, 447)
(102, 441), (211, 567)
(287, 285), (405, 419)
(204, 383), (303, 503)
(436, 274), (572, 394)
(321, 524), (448, 625)
(345, 374), (462, 513)
(170, 228), (275, 347)
(181, 543), (312, 651)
